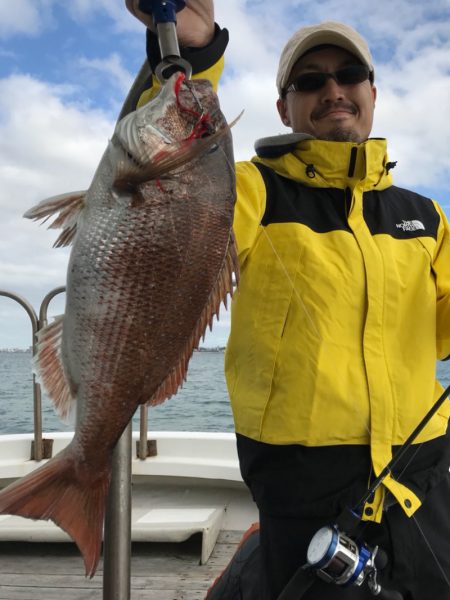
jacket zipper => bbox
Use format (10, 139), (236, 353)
(348, 146), (358, 177)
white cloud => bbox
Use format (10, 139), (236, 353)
(0, 74), (114, 348)
(0, 0), (143, 43)
(219, 73), (283, 161)
(371, 38), (450, 192)
(0, 0), (45, 38)
(78, 52), (135, 97)
(0, 74), (112, 201)
(66, 0), (146, 34)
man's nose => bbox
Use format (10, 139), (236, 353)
(321, 76), (345, 101)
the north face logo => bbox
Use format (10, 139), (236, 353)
(396, 220), (425, 232)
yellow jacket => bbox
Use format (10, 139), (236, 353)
(137, 42), (450, 520)
(225, 137), (450, 520)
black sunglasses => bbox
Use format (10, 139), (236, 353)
(285, 65), (371, 94)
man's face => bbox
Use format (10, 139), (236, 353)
(277, 46), (377, 142)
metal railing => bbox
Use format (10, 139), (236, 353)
(0, 287), (63, 459)
(0, 287), (153, 461)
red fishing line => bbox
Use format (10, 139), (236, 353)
(174, 72), (212, 140)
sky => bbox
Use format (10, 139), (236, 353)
(1, 0), (450, 349)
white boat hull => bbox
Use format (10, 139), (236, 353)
(0, 431), (258, 563)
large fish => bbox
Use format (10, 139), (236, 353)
(0, 72), (238, 576)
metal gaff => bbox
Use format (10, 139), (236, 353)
(138, 0), (192, 81)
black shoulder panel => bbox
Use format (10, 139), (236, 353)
(253, 162), (351, 233)
(363, 186), (439, 240)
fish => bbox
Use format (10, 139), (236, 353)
(0, 72), (238, 577)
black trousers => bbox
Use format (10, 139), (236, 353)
(259, 475), (450, 600)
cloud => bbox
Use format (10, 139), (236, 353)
(77, 52), (135, 97)
(0, 74), (112, 207)
(0, 73), (114, 347)
(0, 0), (143, 46)
(65, 0), (146, 34)
(0, 0), (46, 38)
(371, 38), (450, 192)
(219, 73), (283, 161)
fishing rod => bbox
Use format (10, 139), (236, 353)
(279, 382), (450, 600)
(138, 0), (192, 81)
(354, 381), (450, 514)
(306, 382), (450, 598)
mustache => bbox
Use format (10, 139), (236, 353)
(312, 102), (357, 120)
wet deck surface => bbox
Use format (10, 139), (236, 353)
(0, 531), (240, 599)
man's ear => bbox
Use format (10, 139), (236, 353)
(276, 98), (291, 127)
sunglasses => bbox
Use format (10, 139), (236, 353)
(285, 65), (371, 94)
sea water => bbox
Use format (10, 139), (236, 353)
(1, 350), (450, 435)
(0, 350), (233, 434)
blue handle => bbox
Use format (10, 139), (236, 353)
(138, 0), (186, 24)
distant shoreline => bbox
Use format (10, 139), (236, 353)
(0, 347), (225, 353)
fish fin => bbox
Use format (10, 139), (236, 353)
(147, 232), (239, 406)
(113, 122), (232, 192)
(0, 449), (110, 577)
(34, 316), (76, 424)
(24, 191), (87, 247)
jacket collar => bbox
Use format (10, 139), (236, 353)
(253, 134), (394, 191)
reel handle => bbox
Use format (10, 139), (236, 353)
(376, 587), (404, 600)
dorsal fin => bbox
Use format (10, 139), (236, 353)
(24, 191), (87, 247)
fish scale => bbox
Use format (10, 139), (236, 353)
(0, 72), (238, 577)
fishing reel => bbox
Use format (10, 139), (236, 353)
(284, 384), (450, 600)
(306, 525), (403, 599)
(307, 525), (375, 586)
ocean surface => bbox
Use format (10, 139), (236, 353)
(1, 350), (450, 435)
(0, 350), (233, 434)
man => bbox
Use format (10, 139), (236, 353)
(126, 2), (450, 599)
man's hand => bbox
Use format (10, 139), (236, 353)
(125, 0), (215, 47)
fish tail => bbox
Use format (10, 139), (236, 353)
(0, 448), (110, 577)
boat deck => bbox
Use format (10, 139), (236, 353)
(0, 530), (240, 599)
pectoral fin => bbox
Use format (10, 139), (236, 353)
(24, 191), (87, 247)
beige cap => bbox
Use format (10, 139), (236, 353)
(276, 21), (374, 95)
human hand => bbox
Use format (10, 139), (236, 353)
(125, 0), (215, 47)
